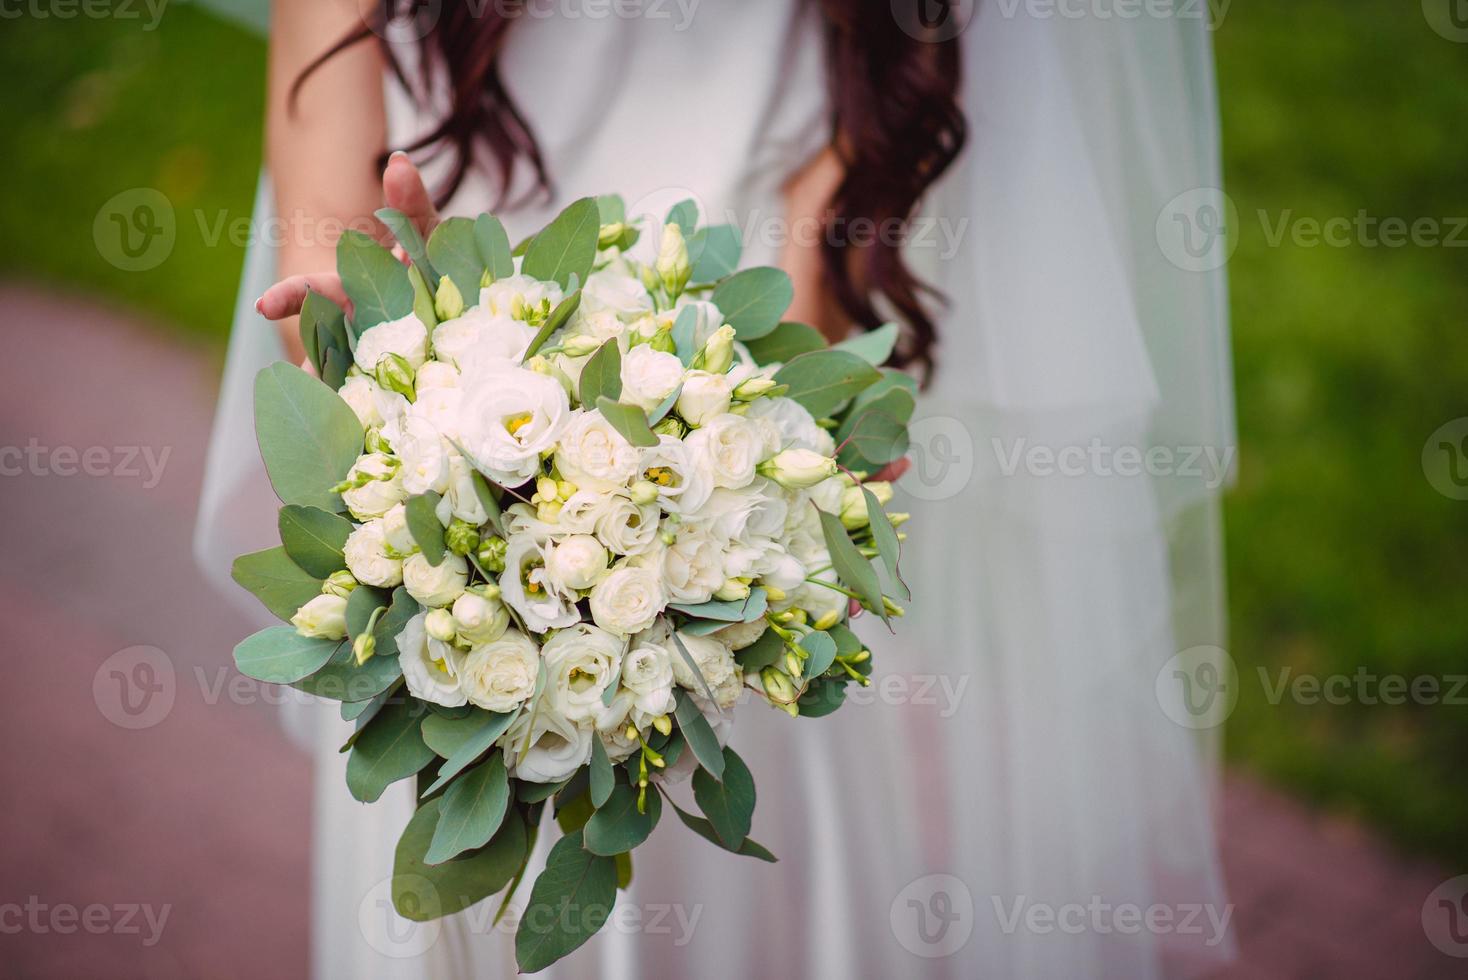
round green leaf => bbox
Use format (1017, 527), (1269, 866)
(584, 784), (661, 856)
(233, 625), (341, 684)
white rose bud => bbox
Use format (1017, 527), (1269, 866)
(424, 607), (458, 643)
(291, 593), (348, 640)
(757, 448), (839, 490)
(340, 453), (408, 520)
(451, 590), (510, 646)
(402, 552), (469, 607)
(381, 503), (416, 555)
(732, 376), (778, 401)
(692, 324), (736, 375)
(588, 565), (666, 636)
(676, 370), (734, 428)
(840, 480), (894, 529)
(434, 274), (465, 321)
(457, 629), (540, 713)
(546, 534), (609, 592)
(655, 223), (690, 298)
(560, 334), (603, 358)
(374, 352), (416, 401)
(353, 311), (429, 373)
(629, 480), (660, 506)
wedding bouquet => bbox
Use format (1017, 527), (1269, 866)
(230, 195), (915, 971)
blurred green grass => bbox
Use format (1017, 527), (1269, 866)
(2, 3), (1466, 865)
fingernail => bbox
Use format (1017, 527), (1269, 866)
(254, 297), (264, 313)
(389, 150), (408, 164)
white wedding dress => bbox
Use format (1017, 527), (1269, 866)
(196, 2), (1237, 977)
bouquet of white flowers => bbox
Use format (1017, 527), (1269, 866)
(230, 195), (915, 971)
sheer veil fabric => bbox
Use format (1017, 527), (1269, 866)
(194, 2), (1236, 976)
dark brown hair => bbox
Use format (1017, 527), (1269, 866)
(298, 0), (965, 377)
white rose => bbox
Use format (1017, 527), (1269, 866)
(670, 630), (737, 692)
(712, 619), (770, 651)
(451, 591), (510, 646)
(402, 552), (468, 607)
(756, 547), (807, 594)
(588, 565), (666, 636)
(572, 308), (630, 345)
(381, 503), (415, 555)
(619, 641), (676, 717)
(391, 415), (450, 496)
(456, 364), (570, 485)
(432, 306), (536, 369)
(542, 623), (624, 723)
(593, 702), (643, 763)
(660, 525), (726, 604)
(338, 375), (399, 429)
(620, 345), (685, 412)
(353, 312), (429, 372)
(500, 534), (581, 633)
(415, 361), (461, 391)
(290, 593), (348, 640)
(684, 413), (764, 490)
(745, 396), (835, 456)
(457, 628), (538, 712)
(343, 519), (403, 587)
(592, 494), (660, 556)
(503, 707), (592, 784)
(435, 455), (490, 527)
(554, 410), (640, 491)
(341, 453), (408, 520)
(582, 267), (654, 319)
(676, 370), (734, 428)
(639, 435), (713, 514)
(397, 613), (468, 708)
(480, 274), (563, 320)
(403, 385), (463, 444)
(545, 534), (609, 592)
(548, 490), (602, 535)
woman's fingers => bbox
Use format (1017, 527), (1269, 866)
(256, 273), (350, 320)
(383, 151), (439, 239)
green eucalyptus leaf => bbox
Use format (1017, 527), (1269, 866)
(522, 289), (582, 362)
(688, 224), (742, 283)
(376, 207), (437, 284)
(425, 754), (511, 865)
(345, 584), (388, 639)
(231, 545), (322, 622)
(672, 691), (724, 780)
(733, 627), (783, 672)
(799, 630), (839, 681)
(596, 194), (625, 225)
(671, 305), (700, 365)
(346, 697), (435, 803)
(278, 504), (354, 579)
(393, 800), (527, 922)
(745, 321), (826, 366)
(833, 321), (900, 365)
(692, 747), (755, 848)
(578, 339), (623, 407)
(233, 626), (341, 684)
(864, 485), (911, 600)
(773, 350), (881, 418)
(522, 197), (600, 290)
(817, 508), (888, 626)
(253, 362), (364, 512)
(422, 711), (519, 796)
(665, 198), (698, 234)
(596, 397), (658, 448)
(474, 214), (514, 281)
(584, 784), (661, 857)
(422, 218), (482, 303)
(514, 830), (617, 973)
(665, 795), (777, 862)
(421, 709), (496, 759)
(798, 678), (848, 717)
(337, 229), (415, 328)
(667, 589), (766, 623)
(405, 492), (446, 566)
(710, 266), (793, 341)
(299, 289), (346, 374)
(590, 737), (614, 809)
(836, 397), (913, 470)
(469, 471), (504, 535)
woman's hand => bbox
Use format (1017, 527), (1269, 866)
(257, 153), (438, 323)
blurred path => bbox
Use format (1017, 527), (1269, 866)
(0, 284), (1456, 979)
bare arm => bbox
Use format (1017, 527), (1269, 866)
(780, 146), (850, 344)
(265, 0), (387, 362)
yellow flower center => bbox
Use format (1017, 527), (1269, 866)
(504, 412), (534, 438)
(644, 466), (675, 487)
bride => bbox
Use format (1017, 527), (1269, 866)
(197, 1), (1237, 977)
